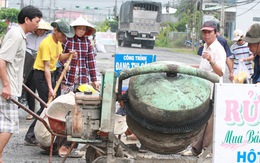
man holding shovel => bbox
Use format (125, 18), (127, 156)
(0, 5), (42, 162)
(24, 20), (76, 146)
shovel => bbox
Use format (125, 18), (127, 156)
(48, 52), (75, 103)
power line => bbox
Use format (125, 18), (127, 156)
(236, 0), (260, 16)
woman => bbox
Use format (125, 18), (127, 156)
(61, 16), (99, 94)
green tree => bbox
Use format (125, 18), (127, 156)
(95, 18), (118, 32)
(0, 8), (20, 35)
(174, 0), (195, 32)
(0, 8), (19, 23)
(0, 21), (7, 35)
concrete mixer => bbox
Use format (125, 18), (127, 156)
(46, 61), (219, 162)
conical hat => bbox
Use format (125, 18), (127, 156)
(38, 19), (52, 30)
(70, 16), (96, 36)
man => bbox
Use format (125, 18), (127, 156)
(229, 29), (254, 82)
(24, 20), (76, 146)
(197, 21), (233, 80)
(191, 20), (226, 156)
(0, 5), (42, 162)
(243, 23), (260, 84)
(198, 21), (226, 77)
(25, 19), (52, 120)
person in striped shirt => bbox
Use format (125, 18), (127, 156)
(229, 29), (254, 81)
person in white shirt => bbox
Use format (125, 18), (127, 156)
(191, 20), (226, 156)
(0, 5), (42, 162)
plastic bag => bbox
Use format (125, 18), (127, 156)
(96, 43), (106, 53)
(233, 60), (250, 84)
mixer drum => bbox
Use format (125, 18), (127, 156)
(125, 72), (213, 154)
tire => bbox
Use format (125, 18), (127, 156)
(122, 37), (131, 47)
(85, 146), (103, 163)
(118, 40), (122, 46)
(146, 46), (154, 49)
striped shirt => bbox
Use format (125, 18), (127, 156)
(229, 42), (253, 76)
(62, 36), (97, 86)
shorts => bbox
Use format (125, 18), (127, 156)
(0, 97), (19, 134)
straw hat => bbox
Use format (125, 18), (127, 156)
(38, 19), (52, 30)
(70, 16), (96, 36)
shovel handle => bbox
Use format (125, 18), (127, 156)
(48, 53), (74, 103)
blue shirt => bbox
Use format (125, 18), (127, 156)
(197, 35), (232, 57)
(252, 55), (260, 84)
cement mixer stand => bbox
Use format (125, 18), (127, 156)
(67, 67), (213, 163)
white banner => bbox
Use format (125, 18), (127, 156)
(96, 32), (117, 46)
(213, 83), (260, 163)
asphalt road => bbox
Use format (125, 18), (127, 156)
(2, 45), (218, 163)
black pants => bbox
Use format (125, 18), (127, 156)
(25, 70), (60, 141)
(25, 70), (36, 112)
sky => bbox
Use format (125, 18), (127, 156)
(9, 0), (175, 10)
(8, 0), (177, 22)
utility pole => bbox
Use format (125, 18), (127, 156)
(166, 1), (170, 46)
(114, 0), (117, 17)
(220, 0), (225, 36)
(197, 0), (203, 44)
(192, 0), (197, 52)
(187, 0), (191, 41)
(20, 0), (24, 9)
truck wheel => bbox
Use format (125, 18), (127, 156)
(147, 46), (154, 49)
(118, 40), (122, 46)
(122, 37), (131, 47)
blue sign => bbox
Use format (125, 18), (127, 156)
(114, 54), (156, 77)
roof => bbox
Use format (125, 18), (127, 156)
(162, 7), (177, 14)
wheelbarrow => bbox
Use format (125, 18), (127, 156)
(10, 54), (77, 163)
(11, 84), (77, 163)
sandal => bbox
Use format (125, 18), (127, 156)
(26, 114), (34, 120)
(58, 145), (69, 157)
(59, 146), (84, 158)
(68, 149), (84, 158)
(40, 150), (58, 155)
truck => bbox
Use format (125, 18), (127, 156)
(117, 1), (162, 49)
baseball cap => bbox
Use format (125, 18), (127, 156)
(201, 21), (217, 31)
(233, 29), (243, 41)
(243, 23), (260, 43)
(51, 20), (75, 38)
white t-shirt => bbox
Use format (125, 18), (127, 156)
(0, 24), (26, 96)
(199, 39), (226, 78)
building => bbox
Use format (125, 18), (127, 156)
(0, 0), (7, 8)
(202, 0), (260, 41)
(236, 1), (260, 37)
